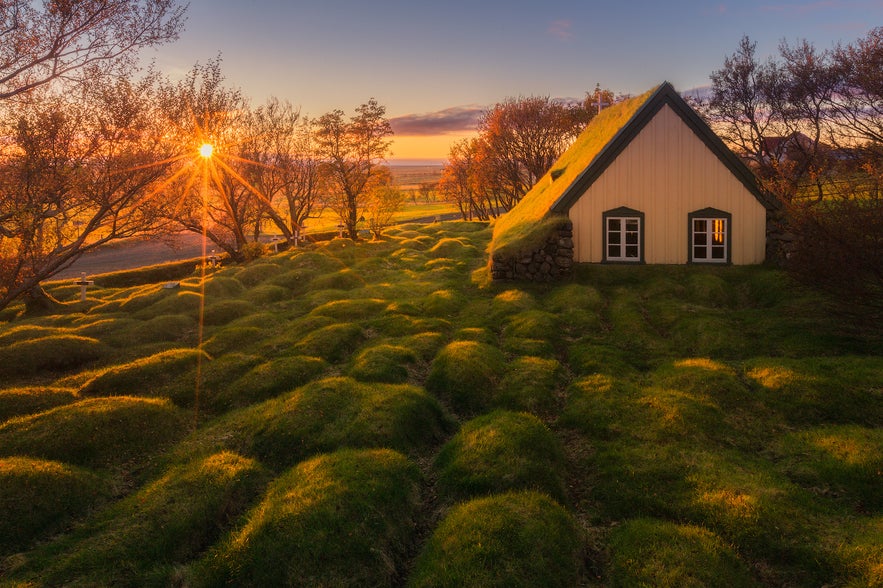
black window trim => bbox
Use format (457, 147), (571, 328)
(688, 207), (732, 264)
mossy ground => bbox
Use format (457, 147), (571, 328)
(0, 222), (880, 586)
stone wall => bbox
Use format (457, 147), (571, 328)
(491, 221), (574, 281)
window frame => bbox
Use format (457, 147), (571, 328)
(688, 208), (732, 264)
(602, 207), (645, 263)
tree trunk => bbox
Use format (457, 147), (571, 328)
(23, 285), (65, 315)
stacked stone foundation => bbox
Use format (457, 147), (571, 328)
(491, 221), (574, 282)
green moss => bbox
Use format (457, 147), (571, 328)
(234, 261), (283, 287)
(0, 335), (105, 379)
(409, 491), (581, 588)
(773, 425), (883, 511)
(245, 283), (290, 304)
(25, 452), (268, 586)
(425, 340), (507, 415)
(497, 356), (564, 415)
(170, 377), (452, 471)
(435, 410), (567, 504)
(608, 518), (754, 587)
(79, 348), (205, 402)
(196, 449), (421, 587)
(202, 299), (255, 326)
(0, 397), (187, 470)
(310, 268), (365, 291)
(0, 457), (107, 554)
(293, 322), (366, 363)
(217, 355), (329, 408)
(0, 387), (79, 422)
(203, 326), (263, 355)
(349, 344), (418, 383)
(309, 297), (387, 320)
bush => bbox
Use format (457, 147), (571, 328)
(426, 341), (506, 415)
(0, 335), (105, 379)
(0, 457), (107, 555)
(434, 410), (568, 503)
(409, 491), (581, 588)
(196, 449), (422, 587)
(607, 518), (754, 587)
(0, 397), (188, 470)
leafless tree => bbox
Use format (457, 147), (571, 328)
(0, 0), (185, 100)
(314, 98), (393, 239)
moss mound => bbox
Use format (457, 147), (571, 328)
(0, 387), (79, 422)
(25, 452), (268, 586)
(293, 322), (366, 363)
(409, 491), (581, 588)
(216, 355), (329, 409)
(426, 341), (506, 415)
(197, 449), (421, 587)
(497, 356), (564, 414)
(203, 299), (255, 326)
(172, 377), (452, 471)
(0, 335), (105, 379)
(434, 410), (567, 503)
(608, 518), (754, 587)
(349, 344), (418, 383)
(0, 457), (106, 554)
(79, 348), (206, 403)
(0, 397), (188, 470)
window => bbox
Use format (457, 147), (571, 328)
(603, 207), (644, 262)
(689, 208), (731, 264)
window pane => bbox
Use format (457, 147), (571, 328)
(608, 218), (621, 231)
(608, 245), (619, 258)
(609, 232), (621, 245)
(626, 245), (638, 258)
(694, 233), (707, 246)
(626, 232), (638, 245)
(712, 246), (725, 259)
(625, 219), (639, 232)
(694, 246), (706, 259)
(694, 219), (706, 232)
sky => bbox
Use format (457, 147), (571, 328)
(144, 0), (883, 162)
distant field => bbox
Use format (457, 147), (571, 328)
(389, 164), (443, 189)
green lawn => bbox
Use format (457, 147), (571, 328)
(0, 221), (880, 586)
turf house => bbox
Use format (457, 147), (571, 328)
(490, 82), (779, 280)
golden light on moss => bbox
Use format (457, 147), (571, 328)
(199, 143), (214, 158)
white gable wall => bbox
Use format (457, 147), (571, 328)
(568, 104), (767, 264)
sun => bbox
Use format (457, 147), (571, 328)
(199, 143), (214, 158)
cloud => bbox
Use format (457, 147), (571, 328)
(547, 19), (573, 40)
(389, 105), (485, 136)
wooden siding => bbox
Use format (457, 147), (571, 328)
(568, 104), (767, 264)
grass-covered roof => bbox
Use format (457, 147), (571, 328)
(490, 86), (658, 259)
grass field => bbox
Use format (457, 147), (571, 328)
(0, 221), (880, 586)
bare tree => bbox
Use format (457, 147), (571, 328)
(0, 74), (175, 312)
(156, 58), (260, 261)
(241, 99), (322, 245)
(0, 0), (185, 100)
(314, 98), (393, 239)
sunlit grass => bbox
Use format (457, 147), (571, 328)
(0, 221), (879, 586)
